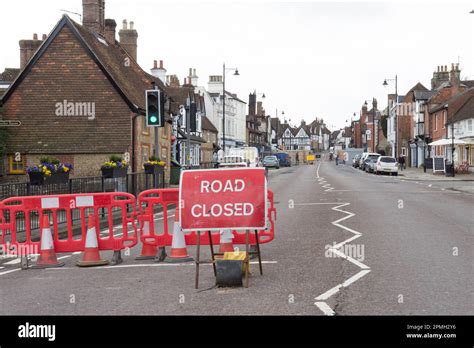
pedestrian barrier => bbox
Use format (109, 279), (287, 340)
(0, 192), (138, 267)
(137, 188), (276, 250)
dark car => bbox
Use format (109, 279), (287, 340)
(360, 153), (380, 171)
(274, 152), (291, 167)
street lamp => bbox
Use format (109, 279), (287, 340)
(222, 63), (239, 153)
(383, 75), (398, 157)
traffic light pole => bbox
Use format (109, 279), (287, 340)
(152, 82), (160, 165)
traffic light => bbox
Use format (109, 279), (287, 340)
(146, 90), (163, 127)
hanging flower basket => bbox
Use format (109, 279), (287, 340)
(101, 155), (129, 178)
(144, 156), (166, 175)
(27, 158), (73, 186)
(101, 166), (128, 178)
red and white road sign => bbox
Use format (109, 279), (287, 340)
(179, 168), (267, 231)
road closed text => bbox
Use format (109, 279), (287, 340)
(191, 179), (254, 218)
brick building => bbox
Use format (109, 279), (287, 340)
(0, 1), (172, 182)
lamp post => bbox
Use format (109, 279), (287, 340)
(383, 75), (398, 157)
(222, 63), (239, 153)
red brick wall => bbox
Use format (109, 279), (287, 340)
(397, 115), (412, 157)
(2, 25), (132, 155)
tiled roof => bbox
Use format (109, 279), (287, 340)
(429, 88), (474, 117)
(202, 116), (218, 132)
(449, 96), (474, 124)
(1, 15), (166, 115)
(0, 68), (20, 82)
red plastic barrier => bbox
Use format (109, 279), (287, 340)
(0, 192), (138, 255)
(137, 188), (276, 249)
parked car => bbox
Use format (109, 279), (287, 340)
(352, 154), (361, 168)
(274, 152), (291, 167)
(365, 159), (377, 173)
(375, 156), (398, 176)
(262, 155), (280, 169)
(360, 153), (381, 171)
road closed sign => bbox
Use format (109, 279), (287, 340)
(179, 168), (267, 231)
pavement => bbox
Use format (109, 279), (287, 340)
(398, 167), (474, 181)
(0, 160), (472, 315)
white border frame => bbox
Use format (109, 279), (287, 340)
(179, 167), (268, 232)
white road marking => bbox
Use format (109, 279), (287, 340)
(312, 161), (371, 316)
(315, 284), (342, 301)
(314, 302), (335, 316)
(4, 258), (21, 265)
(342, 269), (371, 287)
(0, 269), (21, 276)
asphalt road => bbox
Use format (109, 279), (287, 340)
(0, 160), (472, 315)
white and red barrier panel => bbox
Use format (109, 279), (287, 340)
(137, 187), (276, 248)
(0, 193), (138, 254)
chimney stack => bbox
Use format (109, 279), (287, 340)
(188, 68), (199, 86)
(119, 19), (138, 61)
(151, 60), (167, 84)
(248, 92), (256, 116)
(449, 63), (461, 86)
(207, 75), (223, 94)
(104, 19), (117, 43)
(19, 33), (44, 69)
(168, 75), (180, 88)
(82, 0), (105, 35)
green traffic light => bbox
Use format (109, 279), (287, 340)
(150, 115), (158, 123)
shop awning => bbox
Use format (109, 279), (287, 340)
(428, 138), (468, 146)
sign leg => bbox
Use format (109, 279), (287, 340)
(208, 230), (217, 276)
(255, 229), (263, 276)
(245, 230), (249, 288)
(195, 231), (201, 289)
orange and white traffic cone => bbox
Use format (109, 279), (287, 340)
(219, 228), (235, 255)
(164, 206), (193, 263)
(76, 215), (109, 267)
(32, 215), (65, 269)
(135, 218), (158, 260)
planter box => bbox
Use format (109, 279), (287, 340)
(29, 172), (70, 186)
(144, 164), (165, 175)
(101, 167), (128, 178)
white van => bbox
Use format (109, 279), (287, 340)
(227, 147), (260, 167)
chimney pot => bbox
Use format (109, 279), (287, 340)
(444, 65), (447, 72)
(130, 21), (134, 30)
(153, 60), (158, 69)
(33, 33), (38, 40)
(122, 19), (127, 29)
(42, 34), (47, 40)
(160, 60), (163, 69)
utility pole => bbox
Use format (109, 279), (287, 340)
(222, 63), (226, 153)
(186, 96), (191, 168)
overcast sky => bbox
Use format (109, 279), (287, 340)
(1, 0), (473, 130)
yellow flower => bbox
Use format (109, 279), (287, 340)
(64, 167), (70, 172)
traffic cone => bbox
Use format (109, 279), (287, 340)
(135, 219), (158, 260)
(164, 206), (193, 263)
(76, 215), (109, 267)
(219, 229), (235, 254)
(32, 215), (65, 269)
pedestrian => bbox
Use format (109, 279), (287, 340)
(399, 156), (405, 171)
(335, 156), (339, 165)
